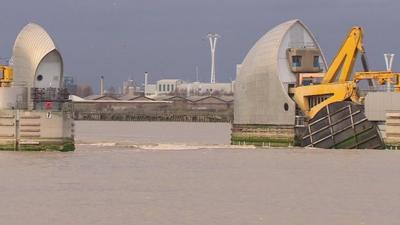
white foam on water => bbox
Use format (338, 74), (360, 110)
(138, 143), (256, 150)
(76, 142), (257, 151)
(78, 142), (118, 147)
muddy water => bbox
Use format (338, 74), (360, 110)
(0, 121), (399, 225)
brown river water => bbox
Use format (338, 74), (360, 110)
(0, 121), (400, 225)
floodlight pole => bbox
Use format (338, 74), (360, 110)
(384, 53), (395, 92)
(207, 33), (220, 84)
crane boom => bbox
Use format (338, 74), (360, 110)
(321, 27), (365, 83)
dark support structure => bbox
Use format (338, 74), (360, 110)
(300, 101), (384, 149)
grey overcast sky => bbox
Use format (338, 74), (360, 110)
(0, 0), (398, 91)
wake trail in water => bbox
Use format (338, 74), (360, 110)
(75, 140), (256, 150)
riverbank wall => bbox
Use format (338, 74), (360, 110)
(72, 96), (233, 122)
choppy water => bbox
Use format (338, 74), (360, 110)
(1, 121), (400, 225)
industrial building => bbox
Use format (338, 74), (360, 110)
(0, 23), (74, 151)
(155, 79), (185, 95)
(73, 95), (233, 122)
(116, 72), (236, 97)
(177, 81), (234, 96)
(79, 72), (235, 122)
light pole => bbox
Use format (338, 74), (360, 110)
(207, 33), (220, 84)
(384, 53), (395, 92)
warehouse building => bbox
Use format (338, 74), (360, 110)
(177, 82), (234, 96)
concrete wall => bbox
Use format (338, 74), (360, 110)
(363, 92), (400, 146)
(385, 112), (400, 145)
(365, 92), (400, 121)
(0, 87), (27, 109)
(0, 110), (74, 150)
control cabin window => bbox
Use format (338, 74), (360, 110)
(292, 56), (302, 67)
(313, 56), (320, 68)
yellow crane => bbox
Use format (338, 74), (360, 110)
(292, 27), (397, 149)
(293, 27), (400, 119)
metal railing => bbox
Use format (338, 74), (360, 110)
(31, 87), (70, 111)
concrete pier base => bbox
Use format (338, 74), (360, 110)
(0, 110), (74, 151)
(385, 112), (400, 148)
(231, 124), (295, 147)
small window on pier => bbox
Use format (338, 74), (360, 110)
(292, 56), (302, 67)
